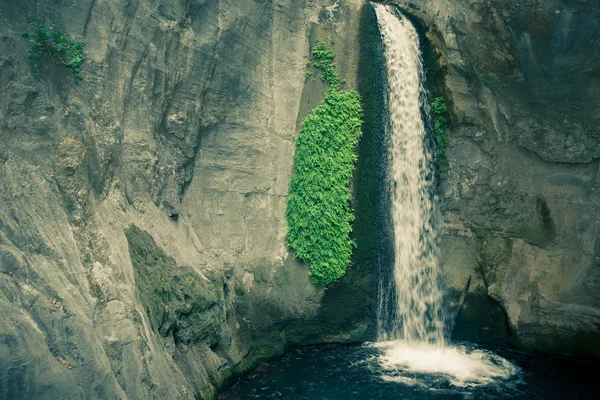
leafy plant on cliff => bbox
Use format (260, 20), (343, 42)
(311, 41), (340, 86)
(22, 18), (86, 83)
(431, 96), (448, 161)
(286, 42), (363, 286)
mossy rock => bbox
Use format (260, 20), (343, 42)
(125, 225), (222, 345)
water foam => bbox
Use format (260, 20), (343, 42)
(373, 341), (518, 387)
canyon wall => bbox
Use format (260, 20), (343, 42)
(391, 0), (600, 355)
(1, 0), (599, 398)
(0, 1), (376, 398)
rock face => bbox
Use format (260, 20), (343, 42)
(0, 0), (377, 398)
(391, 0), (600, 355)
(1, 0), (599, 397)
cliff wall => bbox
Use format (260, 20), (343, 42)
(0, 1), (375, 398)
(392, 0), (600, 355)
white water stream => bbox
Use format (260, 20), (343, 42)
(374, 2), (444, 347)
(372, 3), (517, 387)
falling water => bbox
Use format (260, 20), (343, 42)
(374, 3), (444, 346)
(372, 3), (518, 386)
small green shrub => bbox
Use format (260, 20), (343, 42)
(23, 18), (86, 82)
(286, 42), (363, 286)
(431, 96), (448, 161)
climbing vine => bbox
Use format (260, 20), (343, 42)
(431, 96), (448, 162)
(286, 41), (363, 286)
(23, 18), (86, 83)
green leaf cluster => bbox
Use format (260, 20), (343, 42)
(286, 42), (363, 286)
(311, 41), (340, 86)
(23, 18), (86, 82)
(431, 96), (448, 161)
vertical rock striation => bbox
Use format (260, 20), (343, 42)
(0, 0), (375, 398)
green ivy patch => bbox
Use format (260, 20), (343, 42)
(23, 18), (86, 83)
(286, 42), (363, 286)
(311, 41), (339, 86)
(431, 96), (448, 162)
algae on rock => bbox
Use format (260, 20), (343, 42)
(125, 225), (222, 345)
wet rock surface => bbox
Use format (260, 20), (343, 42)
(391, 0), (600, 355)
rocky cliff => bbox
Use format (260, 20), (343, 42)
(0, 1), (377, 398)
(391, 0), (600, 355)
(1, 0), (599, 398)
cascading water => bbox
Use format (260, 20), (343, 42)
(373, 2), (444, 346)
(372, 3), (518, 387)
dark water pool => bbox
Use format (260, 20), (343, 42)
(220, 342), (598, 399)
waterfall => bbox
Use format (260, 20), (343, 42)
(370, 4), (518, 386)
(374, 3), (445, 345)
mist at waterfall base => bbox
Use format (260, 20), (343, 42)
(220, 342), (598, 399)
(223, 4), (598, 399)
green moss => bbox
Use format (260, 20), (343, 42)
(125, 225), (220, 344)
(22, 18), (86, 83)
(234, 346), (281, 375)
(431, 96), (448, 163)
(286, 42), (363, 286)
(409, 16), (452, 170)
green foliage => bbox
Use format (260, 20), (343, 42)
(286, 42), (363, 286)
(431, 96), (448, 161)
(311, 41), (340, 86)
(305, 69), (313, 79)
(23, 18), (86, 82)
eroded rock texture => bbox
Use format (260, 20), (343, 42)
(0, 1), (375, 398)
(392, 0), (600, 354)
(1, 0), (599, 397)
